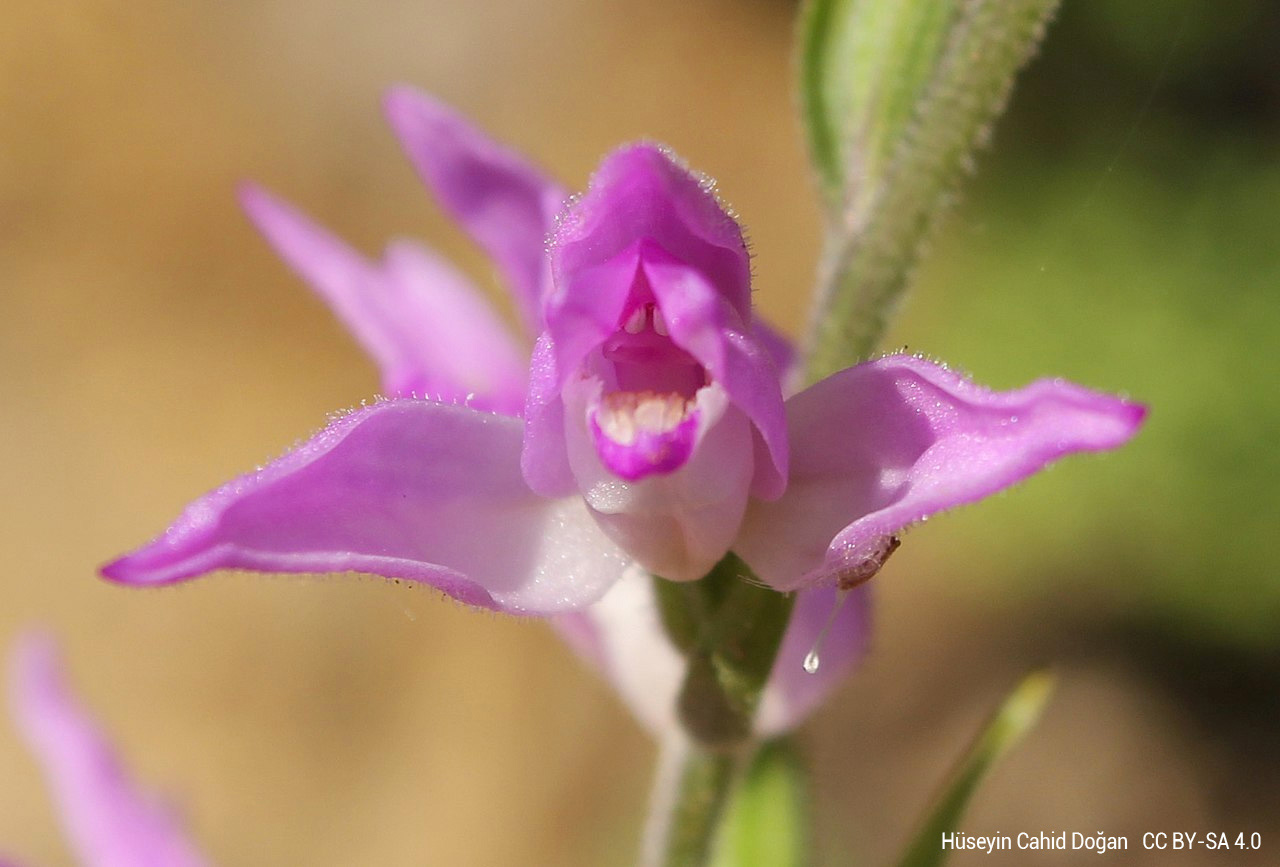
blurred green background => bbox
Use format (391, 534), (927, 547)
(1, 0), (1276, 864)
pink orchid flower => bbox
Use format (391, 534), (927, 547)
(6, 633), (208, 867)
(102, 88), (1143, 734)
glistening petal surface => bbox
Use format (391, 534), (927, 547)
(102, 400), (628, 614)
(384, 86), (565, 334)
(737, 355), (1146, 590)
(564, 379), (755, 581)
(550, 144), (751, 321)
(240, 186), (526, 412)
(9, 633), (209, 867)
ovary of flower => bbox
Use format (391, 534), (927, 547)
(101, 87), (1144, 734)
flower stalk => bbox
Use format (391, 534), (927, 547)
(646, 738), (742, 867)
(646, 554), (797, 865)
(654, 554), (797, 748)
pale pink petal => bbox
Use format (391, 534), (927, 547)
(642, 256), (787, 499)
(240, 186), (526, 413)
(541, 145), (788, 497)
(520, 333), (577, 496)
(737, 355), (1146, 590)
(551, 566), (686, 737)
(101, 401), (628, 614)
(752, 319), (800, 396)
(9, 632), (209, 867)
(381, 241), (527, 412)
(755, 585), (871, 737)
(564, 379), (754, 581)
(550, 144), (751, 322)
(383, 86), (565, 334)
(542, 247), (642, 390)
(239, 185), (402, 380)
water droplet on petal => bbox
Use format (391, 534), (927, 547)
(801, 588), (851, 676)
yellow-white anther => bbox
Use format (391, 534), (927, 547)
(596, 391), (690, 446)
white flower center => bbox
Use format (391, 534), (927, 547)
(595, 391), (690, 446)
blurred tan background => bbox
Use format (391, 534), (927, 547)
(2, 0), (1277, 864)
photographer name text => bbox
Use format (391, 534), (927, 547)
(941, 831), (1263, 855)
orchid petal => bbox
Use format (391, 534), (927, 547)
(380, 241), (527, 412)
(240, 185), (403, 382)
(240, 186), (527, 413)
(550, 144), (751, 322)
(642, 257), (788, 499)
(589, 393), (700, 482)
(755, 585), (871, 737)
(551, 566), (686, 736)
(102, 400), (628, 614)
(737, 355), (1146, 590)
(9, 633), (209, 867)
(564, 379), (754, 581)
(752, 319), (800, 397)
(543, 143), (753, 383)
(383, 86), (565, 334)
(543, 146), (788, 498)
(520, 333), (577, 496)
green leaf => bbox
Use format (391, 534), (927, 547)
(711, 740), (809, 867)
(798, 0), (1061, 382)
(800, 0), (958, 210)
(896, 671), (1055, 867)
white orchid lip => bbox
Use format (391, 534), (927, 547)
(590, 389), (700, 481)
(575, 298), (713, 482)
(595, 391), (691, 445)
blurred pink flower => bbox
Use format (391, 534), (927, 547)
(101, 88), (1143, 732)
(6, 633), (208, 867)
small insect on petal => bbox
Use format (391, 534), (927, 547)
(835, 535), (900, 591)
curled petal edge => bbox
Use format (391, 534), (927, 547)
(738, 355), (1146, 591)
(102, 400), (628, 615)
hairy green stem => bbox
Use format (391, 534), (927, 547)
(654, 553), (796, 748)
(798, 0), (1060, 383)
(645, 740), (741, 867)
(642, 552), (799, 865)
